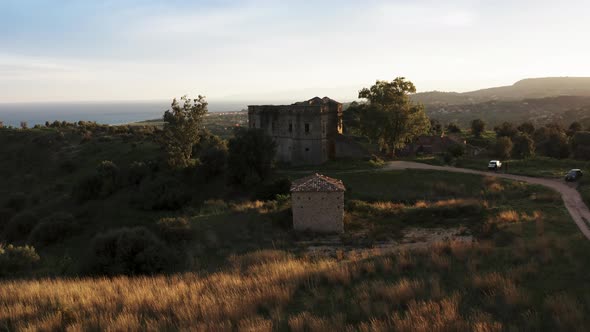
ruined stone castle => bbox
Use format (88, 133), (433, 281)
(248, 97), (343, 165)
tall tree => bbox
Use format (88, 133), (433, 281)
(161, 95), (208, 168)
(494, 122), (518, 139)
(493, 137), (513, 160)
(470, 119), (485, 138)
(534, 124), (570, 159)
(357, 77), (430, 156)
(512, 133), (535, 159)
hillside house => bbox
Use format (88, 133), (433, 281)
(290, 173), (346, 233)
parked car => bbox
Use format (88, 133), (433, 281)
(488, 160), (502, 171)
(565, 169), (583, 182)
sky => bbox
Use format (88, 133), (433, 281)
(1, 0), (589, 103)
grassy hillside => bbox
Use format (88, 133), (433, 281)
(426, 96), (590, 128)
(413, 77), (590, 106)
(2, 167), (590, 330)
(2, 125), (590, 330)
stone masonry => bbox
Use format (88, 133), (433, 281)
(290, 173), (346, 233)
(248, 97), (343, 165)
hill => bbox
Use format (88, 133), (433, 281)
(413, 77), (590, 105)
(426, 95), (590, 127)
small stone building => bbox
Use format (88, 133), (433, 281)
(290, 173), (346, 233)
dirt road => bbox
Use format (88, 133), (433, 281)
(384, 161), (590, 240)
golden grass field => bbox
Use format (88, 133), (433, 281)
(1, 237), (587, 331)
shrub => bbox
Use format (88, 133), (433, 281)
(369, 155), (385, 167)
(29, 212), (77, 246)
(73, 160), (121, 202)
(156, 217), (194, 243)
(87, 227), (177, 275)
(228, 128), (277, 186)
(446, 123), (462, 134)
(0, 244), (40, 277)
(136, 177), (190, 210)
(3, 212), (38, 243)
(255, 178), (292, 200)
(200, 199), (229, 215)
(73, 174), (103, 202)
(471, 119), (485, 138)
(96, 160), (120, 194)
(59, 159), (77, 174)
(4, 192), (27, 212)
(127, 161), (150, 186)
(447, 144), (465, 159)
(196, 134), (228, 177)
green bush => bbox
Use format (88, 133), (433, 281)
(73, 174), (103, 202)
(87, 227), (177, 275)
(196, 134), (228, 177)
(59, 159), (77, 174)
(156, 217), (194, 243)
(29, 212), (77, 246)
(200, 145), (228, 177)
(127, 161), (150, 186)
(3, 212), (38, 243)
(0, 244), (40, 277)
(255, 178), (292, 201)
(73, 160), (122, 202)
(136, 177), (190, 210)
(447, 144), (465, 159)
(227, 128), (276, 187)
(369, 155), (385, 167)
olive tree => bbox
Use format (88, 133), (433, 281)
(161, 95), (208, 168)
(357, 77), (430, 156)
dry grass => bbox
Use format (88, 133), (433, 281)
(496, 210), (521, 223)
(0, 254), (337, 331)
(0, 239), (585, 331)
(544, 293), (586, 332)
(492, 210), (542, 224)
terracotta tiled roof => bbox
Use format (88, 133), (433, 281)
(290, 173), (346, 192)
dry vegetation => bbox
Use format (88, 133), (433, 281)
(2, 161), (590, 330)
(1, 237), (588, 331)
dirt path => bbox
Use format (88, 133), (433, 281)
(384, 161), (590, 241)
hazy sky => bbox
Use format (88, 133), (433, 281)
(1, 0), (589, 103)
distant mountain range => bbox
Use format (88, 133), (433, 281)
(412, 77), (590, 128)
(413, 77), (590, 105)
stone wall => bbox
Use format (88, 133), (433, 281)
(248, 105), (340, 165)
(291, 191), (344, 233)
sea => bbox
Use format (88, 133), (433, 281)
(0, 100), (252, 127)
